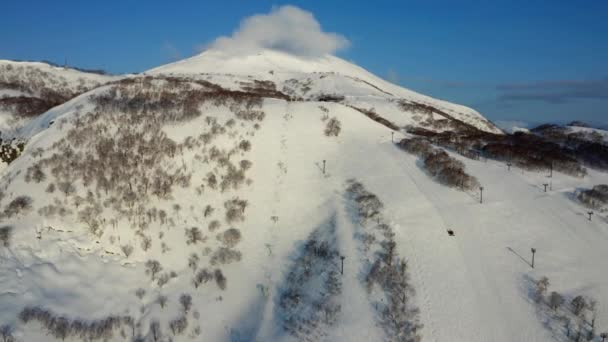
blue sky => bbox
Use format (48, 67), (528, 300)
(1, 0), (606, 125)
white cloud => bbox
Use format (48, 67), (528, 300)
(208, 5), (350, 57)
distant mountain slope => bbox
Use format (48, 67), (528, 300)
(0, 60), (119, 137)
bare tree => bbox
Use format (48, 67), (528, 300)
(145, 260), (162, 280)
(121, 244), (134, 258)
(185, 227), (204, 245)
(135, 288), (146, 300)
(179, 294), (192, 313)
(535, 277), (549, 303)
(549, 291), (564, 311)
(149, 320), (161, 342)
(0, 324), (14, 342)
(571, 295), (587, 317)
(203, 205), (214, 217)
(157, 295), (168, 309)
(324, 117), (341, 137)
(188, 253), (199, 272)
(0, 226), (12, 248)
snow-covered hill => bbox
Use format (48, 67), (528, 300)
(2, 49), (607, 342)
(0, 60), (118, 137)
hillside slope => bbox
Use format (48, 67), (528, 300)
(1, 52), (607, 342)
(0, 60), (118, 137)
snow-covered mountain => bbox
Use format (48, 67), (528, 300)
(0, 60), (118, 137)
(1, 48), (607, 342)
(148, 49), (503, 135)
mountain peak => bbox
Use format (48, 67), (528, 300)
(148, 48), (362, 78)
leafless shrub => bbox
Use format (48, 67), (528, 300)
(549, 291), (564, 311)
(355, 193), (384, 219)
(534, 276), (549, 303)
(571, 295), (587, 316)
(577, 185), (608, 210)
(214, 269), (227, 290)
(324, 117), (341, 137)
(399, 139), (481, 191)
(149, 320), (162, 342)
(204, 205), (214, 217)
(3, 195), (33, 218)
(206, 172), (218, 190)
(193, 268), (214, 288)
(25, 165), (46, 183)
(157, 295), (168, 309)
(46, 183), (56, 193)
(208, 220), (221, 232)
(240, 159), (252, 170)
(397, 138), (434, 158)
(238, 139), (251, 152)
(57, 181), (76, 197)
(217, 228), (242, 248)
(220, 165), (246, 192)
(121, 244), (134, 258)
(145, 260), (162, 280)
(188, 253), (200, 272)
(210, 247), (242, 266)
(224, 197), (247, 223)
(135, 288), (146, 300)
(179, 293), (192, 313)
(18, 306), (129, 341)
(185, 227), (204, 245)
(141, 235), (152, 251)
(169, 315), (188, 336)
(157, 272), (171, 287)
(0, 226), (13, 248)
(0, 324), (14, 342)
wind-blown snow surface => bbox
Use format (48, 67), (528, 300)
(1, 51), (607, 341)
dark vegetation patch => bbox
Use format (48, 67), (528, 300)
(316, 93), (345, 102)
(0, 63), (106, 119)
(532, 124), (608, 171)
(406, 127), (591, 177)
(0, 138), (25, 164)
(398, 137), (480, 191)
(0, 225), (12, 247)
(346, 180), (422, 341)
(2, 195), (33, 218)
(577, 185), (608, 210)
(399, 99), (486, 133)
(324, 117), (342, 137)
(19, 307), (134, 341)
(0, 96), (66, 118)
(278, 217), (342, 340)
(238, 79), (292, 101)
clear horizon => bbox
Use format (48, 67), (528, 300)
(1, 0), (606, 125)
